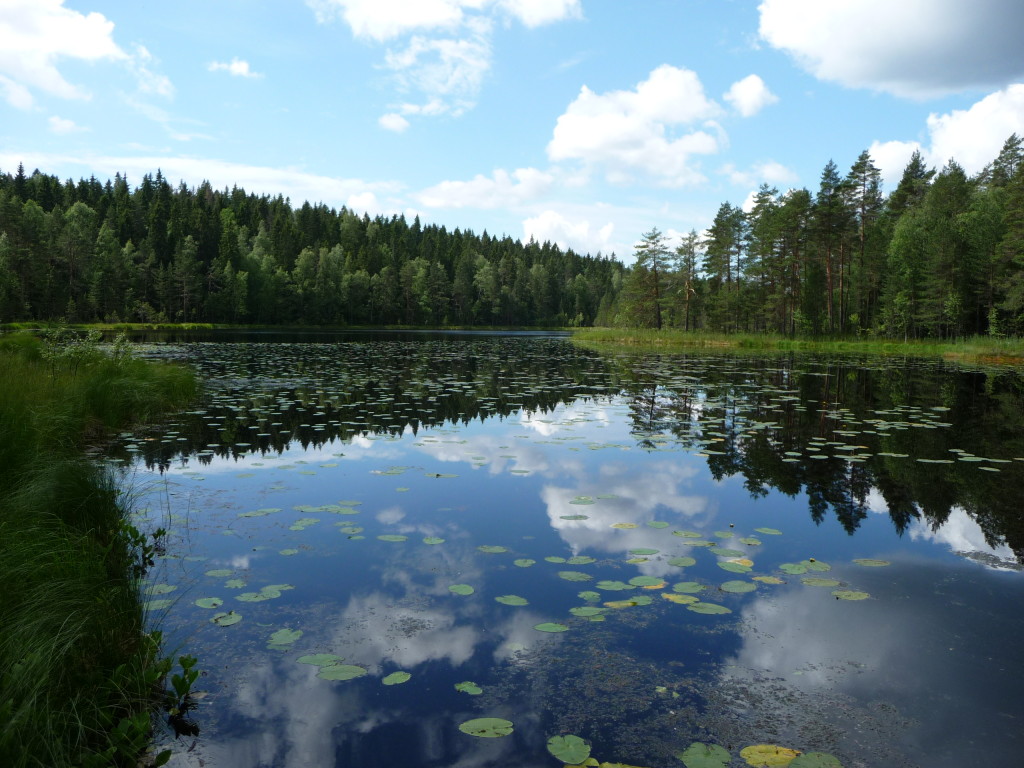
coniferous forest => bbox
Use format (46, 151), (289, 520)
(1, 133), (1023, 336)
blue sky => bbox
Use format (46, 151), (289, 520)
(2, 0), (1024, 262)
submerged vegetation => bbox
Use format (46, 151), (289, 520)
(0, 330), (196, 767)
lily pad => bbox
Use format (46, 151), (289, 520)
(801, 559), (831, 572)
(629, 575), (665, 588)
(495, 594), (529, 606)
(569, 606), (605, 617)
(558, 571), (593, 582)
(297, 653), (343, 666)
(382, 671), (411, 685)
(721, 580), (757, 593)
(534, 622), (569, 633)
(458, 717), (514, 738)
(710, 547), (745, 557)
(377, 534), (408, 542)
(852, 558), (890, 567)
(677, 742), (731, 768)
(560, 514), (590, 520)
(718, 561), (752, 573)
(448, 584), (474, 595)
(547, 734), (591, 764)
(832, 590), (870, 600)
(740, 744), (801, 766)
(686, 602), (731, 615)
(596, 580), (636, 591)
(611, 522), (638, 529)
(753, 575), (785, 585)
(789, 752), (843, 768)
(629, 548), (660, 555)
(662, 593), (700, 605)
(545, 556), (568, 563)
(578, 590), (601, 602)
(646, 521), (670, 529)
(513, 559), (536, 567)
(210, 611), (242, 626)
(204, 569), (233, 578)
(224, 578), (245, 589)
(672, 581), (705, 594)
(144, 583), (176, 595)
(754, 527), (782, 535)
(279, 548), (299, 556)
(317, 664), (367, 681)
(779, 563), (808, 575)
(672, 530), (703, 538)
(422, 536), (445, 545)
(194, 597), (223, 609)
(268, 628), (302, 647)
(567, 555), (596, 565)
(668, 556), (696, 567)
(455, 681), (482, 695)
(477, 545), (508, 553)
(802, 577), (841, 587)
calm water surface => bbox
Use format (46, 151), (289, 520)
(122, 333), (1024, 768)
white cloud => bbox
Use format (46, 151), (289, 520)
(208, 57), (263, 79)
(417, 167), (553, 208)
(547, 65), (724, 186)
(346, 191), (380, 212)
(869, 84), (1024, 186)
(523, 210), (615, 255)
(128, 44), (174, 97)
(378, 112), (410, 132)
(720, 160), (797, 188)
(758, 0), (1024, 98)
(0, 0), (126, 108)
(47, 115), (83, 134)
(309, 0), (580, 122)
(723, 74), (778, 117)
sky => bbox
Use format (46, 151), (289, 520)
(2, 0), (1024, 263)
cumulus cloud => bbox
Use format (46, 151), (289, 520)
(723, 74), (778, 117)
(0, 0), (126, 108)
(208, 57), (263, 79)
(47, 115), (83, 134)
(547, 65), (724, 186)
(417, 167), (553, 208)
(309, 0), (580, 123)
(720, 160), (797, 188)
(758, 0), (1024, 98)
(378, 112), (410, 132)
(523, 210), (615, 255)
(869, 84), (1024, 186)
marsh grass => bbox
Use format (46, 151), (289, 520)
(0, 332), (196, 767)
(571, 328), (1024, 363)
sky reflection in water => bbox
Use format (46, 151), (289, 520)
(130, 337), (1024, 768)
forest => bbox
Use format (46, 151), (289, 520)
(1, 133), (1022, 336)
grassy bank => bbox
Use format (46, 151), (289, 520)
(0, 332), (197, 767)
(571, 328), (1024, 363)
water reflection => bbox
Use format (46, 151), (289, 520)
(133, 336), (1024, 767)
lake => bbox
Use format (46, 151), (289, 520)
(121, 332), (1024, 768)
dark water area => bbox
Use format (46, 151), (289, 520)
(120, 333), (1024, 767)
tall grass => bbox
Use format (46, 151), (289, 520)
(0, 332), (196, 767)
(571, 327), (1024, 362)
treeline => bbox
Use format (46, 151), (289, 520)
(617, 134), (1024, 338)
(0, 167), (622, 327)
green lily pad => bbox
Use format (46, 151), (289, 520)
(204, 569), (233, 578)
(560, 514), (589, 520)
(224, 578), (245, 589)
(801, 559), (831, 572)
(710, 547), (745, 557)
(448, 584), (474, 595)
(566, 555), (596, 565)
(268, 628), (302, 646)
(210, 611), (242, 626)
(144, 583), (177, 595)
(558, 571), (592, 582)
(852, 558), (890, 567)
(754, 527), (782, 535)
(646, 521), (670, 529)
(194, 597), (223, 609)
(739, 537), (762, 546)
(534, 622), (569, 633)
(382, 671), (411, 685)
(495, 594), (528, 606)
(297, 654), (343, 666)
(673, 530), (703, 538)
(673, 581), (705, 594)
(740, 744), (801, 766)
(378, 534), (408, 542)
(717, 561), (752, 573)
(279, 548), (299, 556)
(721, 580), (757, 593)
(677, 741), (731, 768)
(458, 717), (514, 737)
(317, 664), (367, 681)
(629, 548), (660, 555)
(423, 536), (445, 545)
(545, 556), (568, 563)
(454, 681), (482, 695)
(513, 558), (536, 567)
(547, 734), (591, 764)
(713, 531), (734, 539)
(833, 590), (870, 600)
(779, 563), (808, 575)
(789, 752), (844, 768)
(629, 575), (665, 588)
(611, 522), (638, 529)
(578, 590), (601, 602)
(686, 602), (731, 615)
(569, 606), (605, 617)
(668, 556), (697, 567)
(477, 545), (508, 553)
(144, 599), (173, 611)
(802, 577), (841, 587)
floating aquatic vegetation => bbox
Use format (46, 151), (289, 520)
(210, 611), (242, 626)
(629, 548), (659, 555)
(448, 584), (474, 595)
(422, 536), (445, 545)
(646, 521), (669, 529)
(194, 597), (223, 608)
(720, 580), (756, 593)
(267, 628), (302, 650)
(569, 606), (605, 617)
(144, 599), (173, 611)
(832, 590), (870, 600)
(560, 514), (589, 520)
(458, 717), (514, 737)
(513, 558), (536, 567)
(566, 555), (596, 565)
(663, 593), (700, 605)
(279, 548), (299, 556)
(686, 602), (731, 615)
(546, 734), (591, 764)
(578, 590), (601, 602)
(454, 681), (482, 695)
(739, 744), (801, 766)
(204, 569), (233, 578)
(677, 742), (731, 768)
(317, 664), (367, 681)
(718, 561), (752, 574)
(596, 580), (636, 591)
(533, 622), (569, 632)
(378, 534), (408, 542)
(752, 575), (785, 585)
(382, 671), (411, 685)
(477, 545), (508, 553)
(672, 581), (705, 593)
(297, 654), (343, 666)
(852, 558), (890, 567)
(144, 583), (176, 595)
(611, 522), (638, 529)
(801, 577), (841, 587)
(495, 594), (528, 605)
(558, 571), (592, 582)
(668, 556), (697, 567)
(754, 527), (782, 535)
(628, 576), (665, 588)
